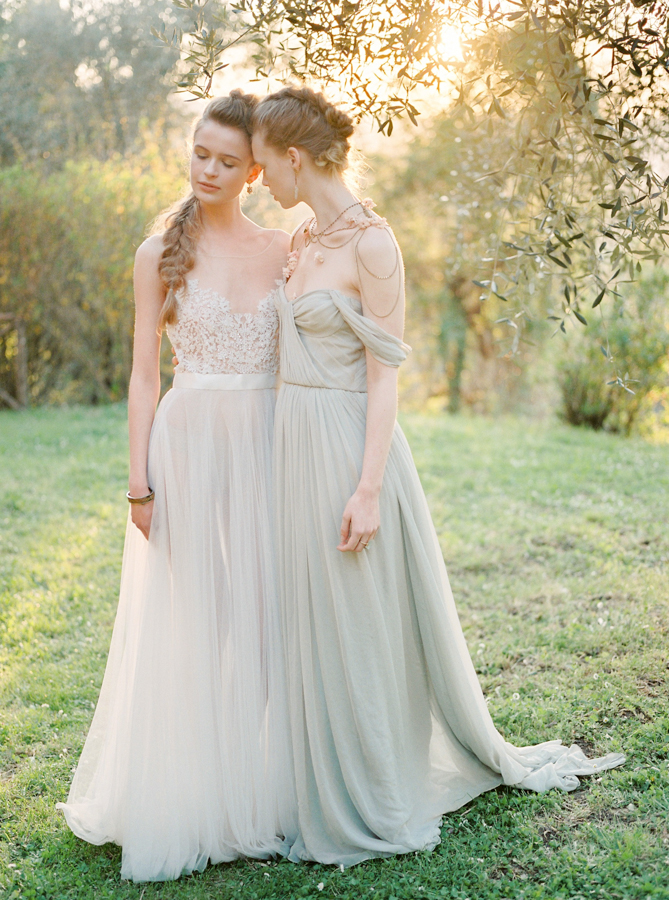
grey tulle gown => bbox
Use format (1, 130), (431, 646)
(273, 284), (624, 867)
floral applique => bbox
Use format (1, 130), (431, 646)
(350, 212), (389, 230)
(342, 199), (389, 231)
(283, 250), (300, 280)
(167, 280), (279, 376)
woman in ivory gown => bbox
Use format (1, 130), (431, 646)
(250, 85), (625, 867)
(57, 91), (297, 882)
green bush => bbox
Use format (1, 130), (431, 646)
(558, 269), (669, 434)
(0, 143), (185, 405)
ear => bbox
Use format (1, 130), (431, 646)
(287, 146), (301, 171)
(248, 162), (262, 184)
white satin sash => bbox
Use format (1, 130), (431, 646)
(173, 372), (276, 391)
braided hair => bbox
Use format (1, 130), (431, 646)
(153, 89), (258, 330)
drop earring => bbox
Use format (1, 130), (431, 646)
(294, 171), (299, 201)
(246, 182), (253, 195)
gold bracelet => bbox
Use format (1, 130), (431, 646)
(126, 489), (155, 505)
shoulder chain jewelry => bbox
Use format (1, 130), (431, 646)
(304, 214), (372, 254)
(354, 230), (403, 319)
(305, 200), (364, 247)
(299, 199), (404, 318)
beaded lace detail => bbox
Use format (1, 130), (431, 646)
(167, 278), (279, 375)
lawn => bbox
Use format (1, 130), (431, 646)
(0, 404), (667, 900)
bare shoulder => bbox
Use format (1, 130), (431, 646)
(354, 215), (404, 328)
(245, 225), (291, 257)
(355, 218), (402, 272)
(357, 216), (398, 249)
(134, 234), (165, 308)
(135, 233), (165, 271)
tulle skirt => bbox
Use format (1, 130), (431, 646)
(273, 378), (625, 867)
(57, 373), (297, 882)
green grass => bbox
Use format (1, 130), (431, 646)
(1, 404), (667, 900)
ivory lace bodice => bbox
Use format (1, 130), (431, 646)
(167, 278), (279, 375)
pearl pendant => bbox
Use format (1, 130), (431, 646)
(315, 251), (324, 264)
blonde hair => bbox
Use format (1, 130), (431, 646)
(252, 86), (355, 174)
(154, 89), (258, 330)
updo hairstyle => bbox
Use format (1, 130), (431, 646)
(154, 89), (258, 330)
(252, 86), (355, 174)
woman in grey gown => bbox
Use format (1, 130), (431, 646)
(250, 85), (624, 867)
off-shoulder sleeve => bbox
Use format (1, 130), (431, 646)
(331, 292), (411, 368)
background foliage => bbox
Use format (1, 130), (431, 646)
(557, 268), (669, 434)
(375, 108), (669, 423)
(168, 0), (669, 334)
(0, 145), (184, 404)
(1, 0), (668, 427)
(0, 0), (185, 166)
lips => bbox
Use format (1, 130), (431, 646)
(198, 182), (219, 191)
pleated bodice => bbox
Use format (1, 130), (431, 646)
(275, 286), (411, 389)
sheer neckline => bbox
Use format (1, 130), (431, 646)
(197, 228), (279, 260)
(184, 278), (276, 317)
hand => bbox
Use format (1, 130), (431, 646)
(130, 500), (153, 540)
(337, 486), (380, 552)
(171, 346), (179, 370)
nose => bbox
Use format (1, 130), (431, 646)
(203, 159), (218, 178)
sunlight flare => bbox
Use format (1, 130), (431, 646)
(438, 21), (464, 62)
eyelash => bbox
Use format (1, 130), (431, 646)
(195, 154), (234, 169)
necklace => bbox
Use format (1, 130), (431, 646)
(306, 201), (363, 247)
(198, 229), (278, 259)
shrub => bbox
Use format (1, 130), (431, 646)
(0, 142), (185, 405)
(557, 269), (669, 435)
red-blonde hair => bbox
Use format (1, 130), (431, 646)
(252, 86), (354, 174)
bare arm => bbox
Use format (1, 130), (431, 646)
(128, 235), (165, 538)
(338, 226), (405, 552)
